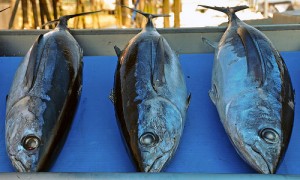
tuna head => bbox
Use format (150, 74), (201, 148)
(135, 97), (183, 172)
(6, 96), (45, 172)
(225, 92), (286, 174)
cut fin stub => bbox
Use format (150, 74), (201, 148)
(120, 4), (170, 29)
(237, 26), (265, 86)
(114, 46), (122, 58)
(24, 34), (44, 89)
(186, 93), (192, 108)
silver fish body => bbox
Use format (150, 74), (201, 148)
(113, 6), (190, 172)
(202, 6), (294, 174)
(5, 20), (83, 172)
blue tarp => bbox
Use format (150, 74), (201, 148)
(0, 52), (299, 173)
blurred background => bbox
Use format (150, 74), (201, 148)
(0, 0), (300, 29)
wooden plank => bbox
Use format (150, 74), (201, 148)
(163, 0), (170, 28)
(174, 0), (180, 27)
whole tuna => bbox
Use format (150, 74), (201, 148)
(5, 11), (100, 172)
(201, 5), (294, 174)
(112, 6), (191, 172)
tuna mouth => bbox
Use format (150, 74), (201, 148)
(249, 145), (276, 174)
(144, 152), (171, 172)
(10, 156), (28, 172)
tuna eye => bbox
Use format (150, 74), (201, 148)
(260, 128), (279, 144)
(22, 135), (40, 151)
(139, 132), (158, 146)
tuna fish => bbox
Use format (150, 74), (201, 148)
(200, 5), (294, 174)
(112, 5), (191, 172)
(5, 11), (101, 172)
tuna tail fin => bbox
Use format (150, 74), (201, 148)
(198, 5), (248, 18)
(0, 6), (10, 13)
(120, 5), (170, 19)
(42, 10), (102, 28)
(120, 5), (169, 29)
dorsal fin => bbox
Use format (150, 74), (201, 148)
(237, 27), (265, 86)
(120, 5), (169, 30)
(151, 38), (166, 91)
(24, 34), (43, 89)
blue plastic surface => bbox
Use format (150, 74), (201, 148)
(0, 52), (299, 173)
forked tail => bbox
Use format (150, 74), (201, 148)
(198, 5), (248, 20)
(42, 10), (102, 28)
(121, 5), (169, 19)
(120, 4), (169, 29)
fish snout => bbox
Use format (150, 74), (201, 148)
(10, 155), (33, 172)
(250, 154), (279, 174)
(141, 151), (171, 172)
(248, 141), (281, 174)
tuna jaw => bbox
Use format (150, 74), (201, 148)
(141, 151), (171, 172)
(241, 143), (280, 174)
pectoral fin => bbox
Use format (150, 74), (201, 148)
(237, 27), (265, 86)
(24, 34), (43, 89)
(151, 38), (166, 91)
(202, 37), (218, 49)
